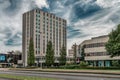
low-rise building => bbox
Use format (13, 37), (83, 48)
(0, 51), (22, 68)
(80, 35), (120, 67)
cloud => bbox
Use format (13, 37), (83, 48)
(96, 0), (120, 8)
(34, 0), (49, 8)
(0, 0), (120, 53)
(45, 0), (120, 50)
(0, 0), (48, 53)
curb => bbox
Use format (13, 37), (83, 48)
(9, 69), (120, 79)
(10, 68), (120, 75)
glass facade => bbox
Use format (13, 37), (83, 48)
(88, 60), (111, 67)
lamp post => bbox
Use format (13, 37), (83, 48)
(41, 54), (42, 69)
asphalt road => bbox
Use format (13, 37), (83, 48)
(0, 70), (120, 80)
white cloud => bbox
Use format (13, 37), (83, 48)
(96, 0), (120, 8)
(33, 0), (49, 8)
(0, 0), (48, 53)
(66, 0), (120, 51)
(0, 0), (120, 54)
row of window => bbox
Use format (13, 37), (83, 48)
(85, 52), (108, 56)
(35, 9), (66, 22)
(84, 43), (106, 48)
(36, 14), (66, 26)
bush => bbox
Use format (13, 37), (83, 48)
(85, 66), (120, 70)
(58, 64), (80, 69)
(112, 60), (120, 67)
(58, 65), (120, 70)
(79, 61), (88, 67)
(25, 66), (38, 69)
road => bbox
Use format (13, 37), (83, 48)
(0, 70), (120, 80)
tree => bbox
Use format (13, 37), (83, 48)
(112, 60), (120, 67)
(81, 45), (85, 61)
(79, 61), (88, 67)
(73, 43), (77, 64)
(45, 41), (54, 67)
(59, 46), (66, 65)
(105, 24), (120, 57)
(27, 38), (35, 67)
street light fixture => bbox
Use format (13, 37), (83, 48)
(40, 54), (42, 69)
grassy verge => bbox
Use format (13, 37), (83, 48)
(0, 74), (57, 80)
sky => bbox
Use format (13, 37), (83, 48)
(0, 0), (120, 53)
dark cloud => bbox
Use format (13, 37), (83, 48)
(67, 26), (84, 38)
(46, 0), (102, 38)
(72, 3), (101, 19)
(2, 0), (22, 16)
(0, 26), (21, 46)
(4, 32), (22, 46)
(67, 29), (81, 39)
(63, 0), (79, 6)
(6, 0), (22, 10)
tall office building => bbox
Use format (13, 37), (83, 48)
(22, 9), (67, 67)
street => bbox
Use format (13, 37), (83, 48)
(0, 70), (120, 80)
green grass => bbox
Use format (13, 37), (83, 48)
(0, 74), (57, 80)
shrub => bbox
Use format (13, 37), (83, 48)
(112, 60), (120, 67)
(79, 61), (88, 67)
(58, 64), (80, 69)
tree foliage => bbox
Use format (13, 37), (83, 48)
(27, 38), (35, 67)
(81, 45), (85, 61)
(112, 60), (120, 67)
(79, 61), (88, 67)
(105, 24), (120, 57)
(73, 43), (77, 64)
(59, 45), (66, 65)
(45, 41), (55, 67)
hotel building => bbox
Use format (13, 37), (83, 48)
(80, 35), (120, 67)
(22, 9), (67, 67)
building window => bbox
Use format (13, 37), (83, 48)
(85, 52), (107, 56)
(84, 43), (106, 48)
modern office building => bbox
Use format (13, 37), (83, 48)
(80, 35), (120, 67)
(22, 9), (67, 67)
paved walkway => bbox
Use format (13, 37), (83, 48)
(0, 78), (15, 80)
(0, 68), (9, 71)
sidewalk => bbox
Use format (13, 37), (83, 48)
(0, 68), (9, 71)
(0, 78), (14, 80)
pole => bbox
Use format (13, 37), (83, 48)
(41, 56), (42, 69)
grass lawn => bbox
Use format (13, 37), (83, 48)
(0, 74), (57, 80)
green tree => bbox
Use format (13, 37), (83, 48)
(79, 61), (88, 67)
(81, 45), (85, 61)
(59, 46), (66, 65)
(73, 43), (77, 64)
(27, 38), (35, 67)
(105, 24), (120, 57)
(112, 60), (120, 67)
(45, 41), (55, 67)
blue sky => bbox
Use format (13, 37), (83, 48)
(0, 0), (120, 53)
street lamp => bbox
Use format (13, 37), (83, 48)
(40, 54), (42, 69)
